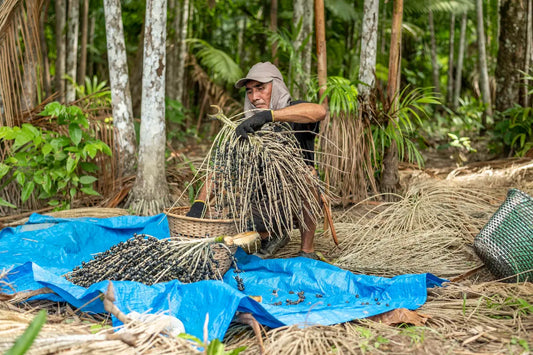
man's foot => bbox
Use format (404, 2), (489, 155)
(254, 234), (290, 258)
(297, 251), (320, 260)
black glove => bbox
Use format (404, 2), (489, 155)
(186, 200), (206, 218)
(235, 110), (273, 139)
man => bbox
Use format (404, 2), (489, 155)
(187, 62), (326, 259)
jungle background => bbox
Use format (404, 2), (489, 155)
(1, 0), (533, 354)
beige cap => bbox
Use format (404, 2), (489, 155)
(235, 62), (284, 88)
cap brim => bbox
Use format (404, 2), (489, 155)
(234, 76), (273, 89)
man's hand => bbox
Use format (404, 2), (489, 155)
(235, 110), (273, 139)
(186, 200), (206, 218)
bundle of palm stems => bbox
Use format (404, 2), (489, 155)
(66, 234), (236, 286)
(334, 180), (501, 278)
(190, 106), (323, 239)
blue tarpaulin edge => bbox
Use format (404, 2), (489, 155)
(0, 213), (445, 341)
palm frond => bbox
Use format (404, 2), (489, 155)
(404, 0), (474, 15)
(186, 39), (242, 85)
(0, 0), (45, 126)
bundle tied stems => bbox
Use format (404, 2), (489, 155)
(202, 105), (324, 240)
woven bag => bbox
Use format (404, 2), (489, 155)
(164, 206), (238, 276)
(474, 188), (533, 282)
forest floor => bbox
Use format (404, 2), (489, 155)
(1, 143), (533, 354)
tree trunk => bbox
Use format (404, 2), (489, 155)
(66, 0), (80, 103)
(104, 0), (137, 176)
(166, 0), (180, 99)
(475, 0), (493, 121)
(40, 0), (52, 98)
(428, 10), (440, 95)
(314, 0), (327, 104)
(270, 0), (278, 65)
(88, 13), (95, 78)
(495, 0), (528, 111)
(21, 0), (41, 111)
(358, 0), (379, 97)
(526, 0), (533, 107)
(453, 12), (467, 109)
(302, 0), (313, 96)
(292, 0), (313, 99)
(55, 0), (67, 102)
(77, 0), (89, 85)
(130, 24), (145, 118)
(175, 0), (190, 103)
(381, 0), (403, 196)
(446, 13), (455, 104)
(127, 0), (170, 215)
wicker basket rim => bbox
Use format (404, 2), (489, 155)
(164, 206), (236, 223)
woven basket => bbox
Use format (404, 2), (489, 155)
(164, 206), (238, 276)
(474, 188), (533, 282)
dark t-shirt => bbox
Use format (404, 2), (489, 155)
(288, 100), (320, 166)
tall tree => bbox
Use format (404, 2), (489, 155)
(175, 0), (189, 103)
(270, 0), (278, 65)
(428, 10), (441, 95)
(292, 0), (313, 98)
(65, 0), (80, 102)
(77, 0), (89, 85)
(166, 0), (180, 99)
(55, 0), (67, 102)
(381, 0), (403, 195)
(104, 0), (137, 176)
(475, 0), (492, 120)
(453, 12), (468, 109)
(446, 13), (455, 104)
(358, 0), (379, 97)
(128, 0), (170, 215)
(495, 0), (528, 112)
(315, 0), (327, 103)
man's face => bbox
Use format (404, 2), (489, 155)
(245, 80), (272, 109)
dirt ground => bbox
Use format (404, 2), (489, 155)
(1, 146), (533, 354)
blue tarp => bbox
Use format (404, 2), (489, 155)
(0, 213), (444, 341)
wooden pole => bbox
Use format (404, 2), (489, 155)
(314, 0), (327, 106)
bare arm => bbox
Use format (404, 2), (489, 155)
(272, 103), (326, 124)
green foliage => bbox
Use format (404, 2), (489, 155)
(0, 102), (112, 209)
(64, 75), (112, 107)
(166, 98), (198, 142)
(5, 310), (47, 355)
(187, 39), (243, 85)
(376, 87), (441, 168)
(319, 76), (359, 115)
(178, 333), (246, 355)
(493, 104), (533, 156)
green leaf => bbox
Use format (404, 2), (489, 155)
(80, 187), (100, 196)
(5, 309), (46, 355)
(70, 188), (77, 198)
(40, 101), (64, 117)
(21, 182), (35, 203)
(0, 163), (10, 179)
(177, 333), (203, 346)
(43, 174), (52, 194)
(69, 123), (82, 145)
(84, 144), (98, 159)
(15, 171), (25, 186)
(13, 130), (33, 151)
(80, 162), (98, 172)
(48, 200), (60, 206)
(79, 175), (97, 184)
(42, 143), (53, 156)
(0, 198), (16, 208)
(66, 156), (78, 174)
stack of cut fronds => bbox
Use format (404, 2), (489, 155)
(334, 180), (501, 278)
(191, 106), (323, 239)
(66, 234), (236, 286)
